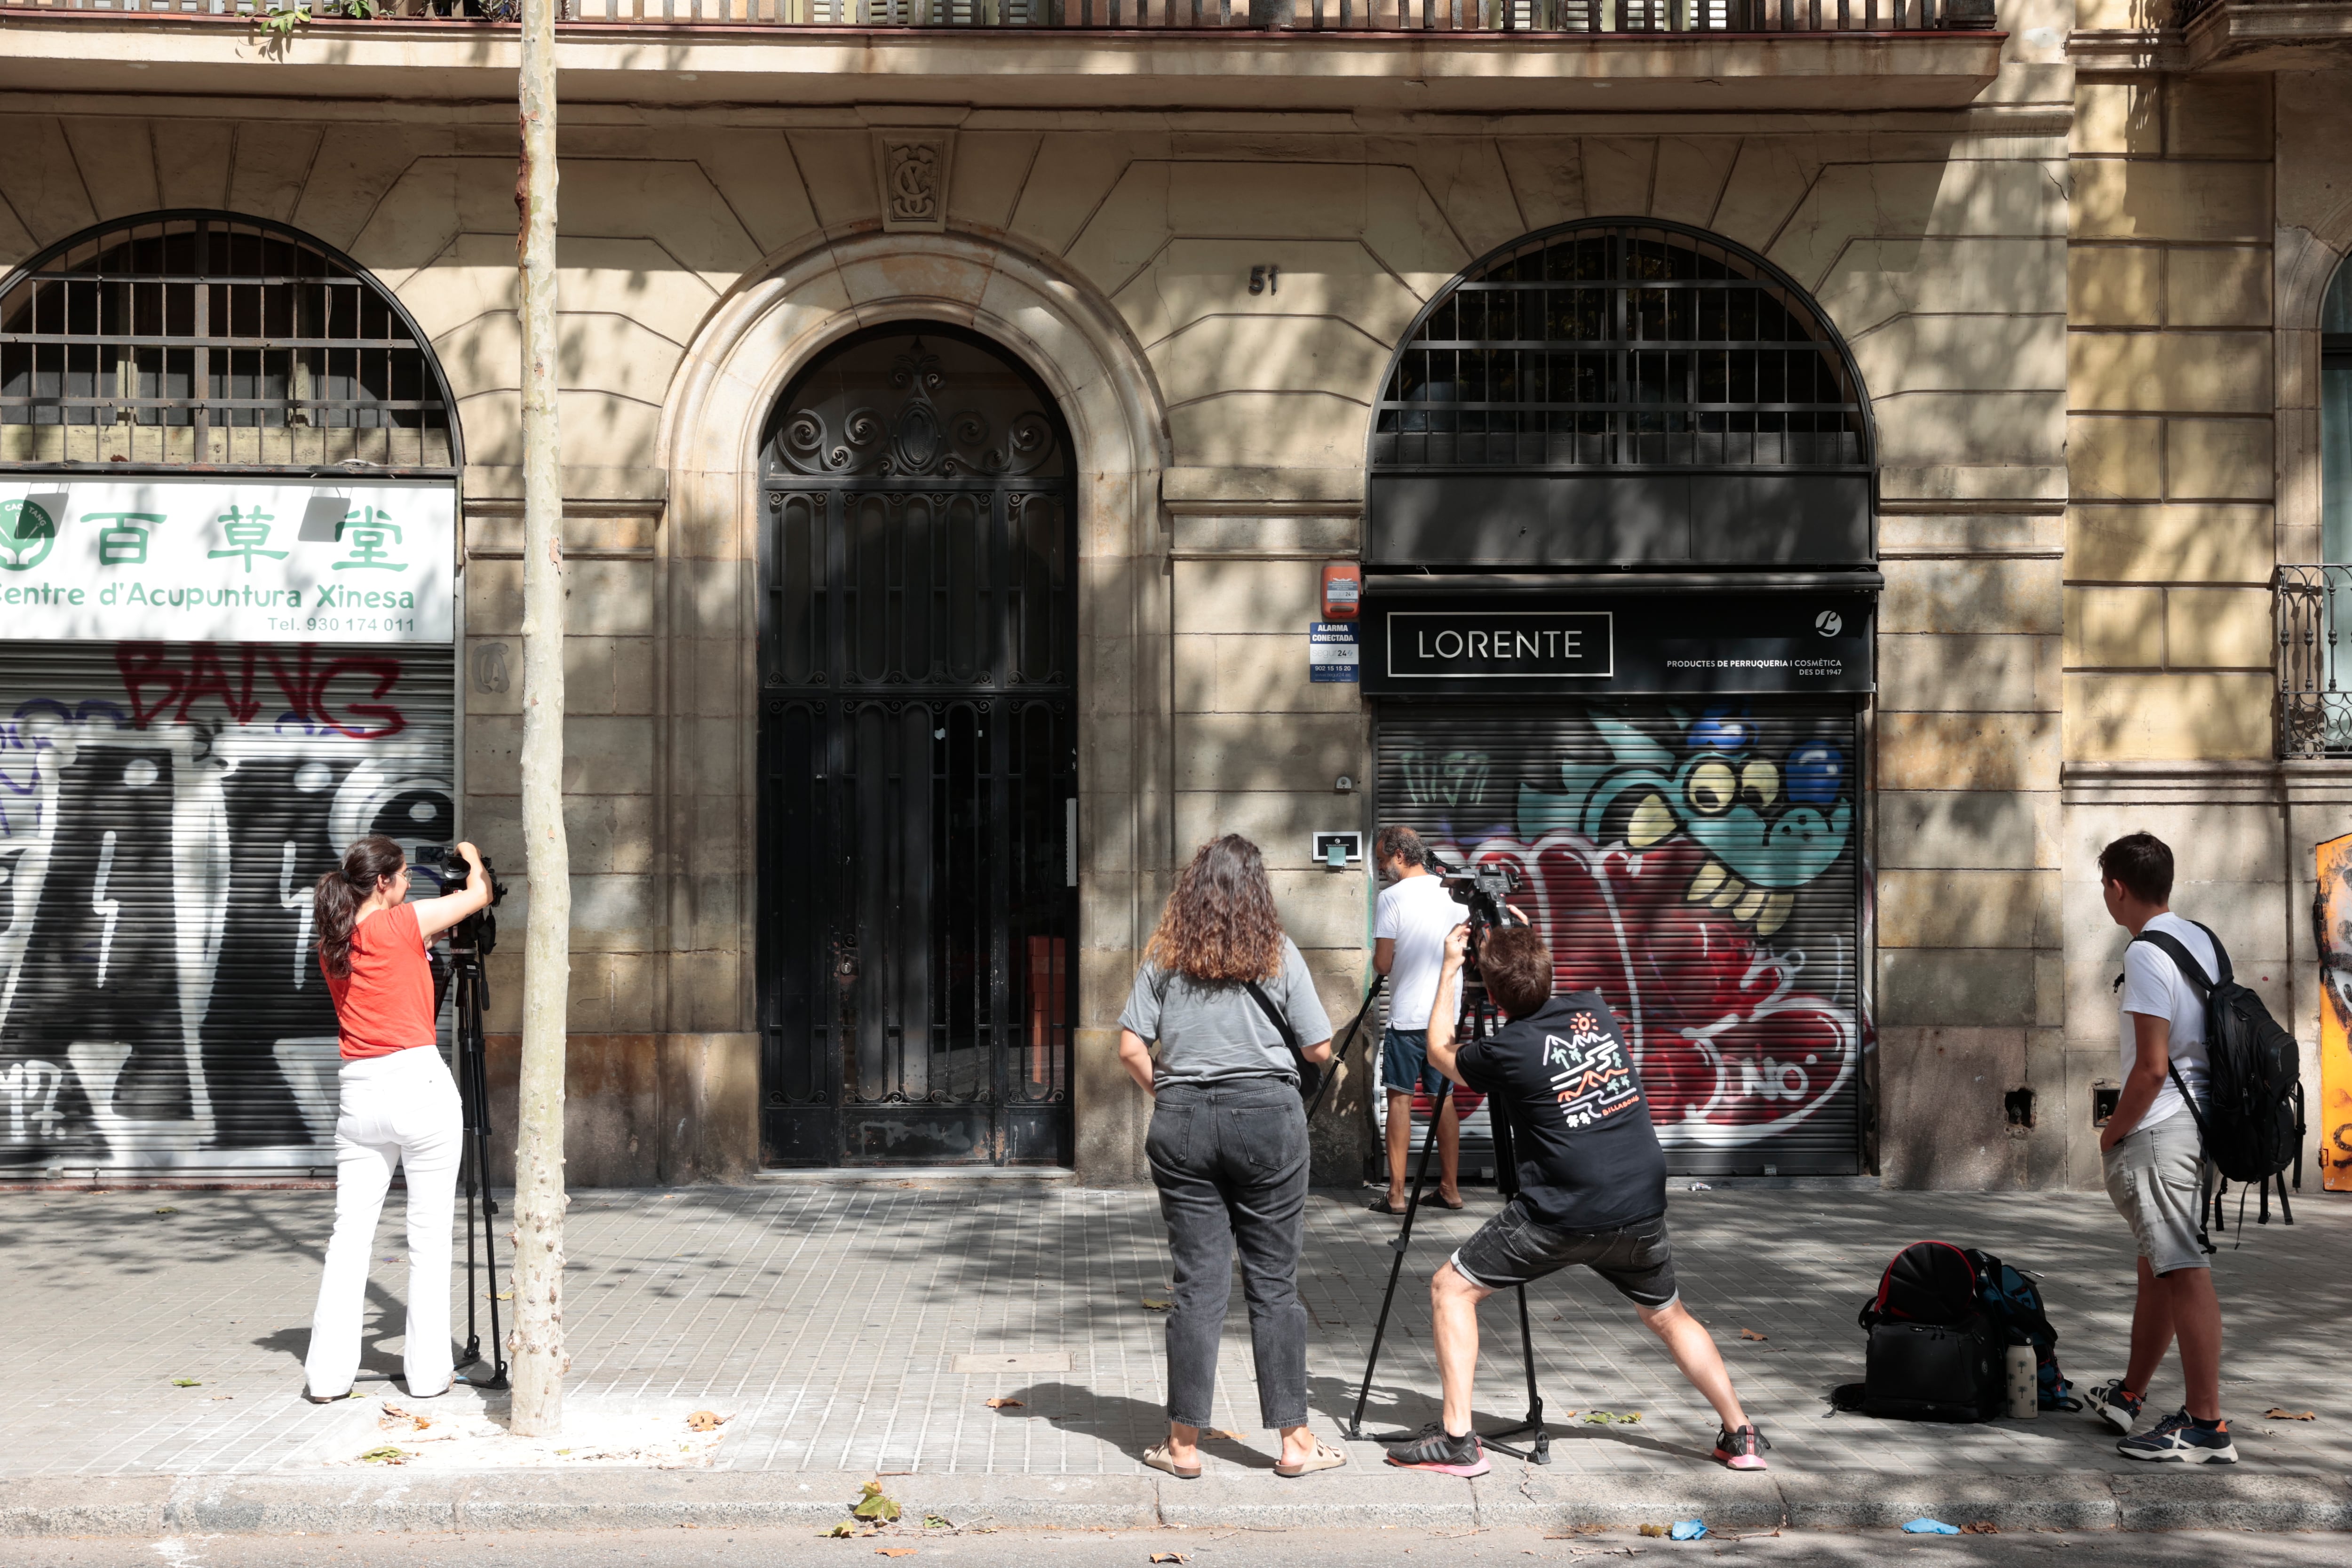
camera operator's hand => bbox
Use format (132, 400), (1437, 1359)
(1441, 922), (1471, 971)
(455, 841), (486, 883)
(414, 841), (496, 941)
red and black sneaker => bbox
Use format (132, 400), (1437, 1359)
(1383, 1421), (1491, 1478)
(1712, 1424), (1771, 1471)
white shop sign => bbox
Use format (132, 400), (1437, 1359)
(0, 477), (454, 643)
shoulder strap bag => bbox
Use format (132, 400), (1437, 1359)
(1244, 979), (1327, 1114)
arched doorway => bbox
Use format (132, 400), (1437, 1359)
(1360, 220), (1875, 1179)
(756, 325), (1078, 1167)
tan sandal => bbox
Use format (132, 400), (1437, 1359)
(1142, 1442), (1202, 1480)
(1275, 1437), (1349, 1477)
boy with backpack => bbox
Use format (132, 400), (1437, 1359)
(2088, 832), (2233, 1463)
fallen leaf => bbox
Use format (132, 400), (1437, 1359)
(1584, 1411), (1616, 1425)
(211, 1396), (234, 1402)
(172, 1379), (201, 1388)
(1141, 1298), (1174, 1312)
(2266, 1408), (2316, 1421)
(1622, 1412), (1642, 1424)
(922, 1515), (952, 1529)
(852, 1481), (903, 1523)
(687, 1410), (726, 1431)
(826, 1522), (858, 1539)
(876, 1552), (916, 1559)
(358, 1446), (410, 1465)
(1637, 1523), (1667, 1538)
(1150, 1555), (1190, 1564)
(153, 1207), (176, 1215)
(1961, 1522), (2000, 1535)
(497, 1291), (514, 1301)
(1740, 1329), (1769, 1342)
(984, 1397), (1024, 1409)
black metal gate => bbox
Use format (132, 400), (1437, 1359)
(757, 326), (1077, 1167)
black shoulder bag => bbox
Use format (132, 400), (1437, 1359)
(1244, 979), (1327, 1114)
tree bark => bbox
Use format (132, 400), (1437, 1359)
(508, 0), (570, 1440)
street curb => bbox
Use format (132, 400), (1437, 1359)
(4, 1466), (2347, 1538)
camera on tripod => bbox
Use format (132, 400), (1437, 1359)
(1425, 852), (1526, 947)
(411, 843), (508, 955)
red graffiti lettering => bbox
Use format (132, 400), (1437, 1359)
(176, 644), (261, 727)
(114, 643), (180, 730)
(317, 655), (406, 740)
(258, 644), (320, 724)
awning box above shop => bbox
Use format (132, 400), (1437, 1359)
(1359, 577), (1875, 698)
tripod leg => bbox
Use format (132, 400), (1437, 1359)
(1346, 1097), (1445, 1441)
(1514, 1282), (1549, 1463)
(456, 972), (484, 1374)
(467, 971), (509, 1389)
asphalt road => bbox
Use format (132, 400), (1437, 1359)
(2, 1525), (2297, 1567)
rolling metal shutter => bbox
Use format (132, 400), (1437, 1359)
(0, 639), (455, 1180)
(1375, 699), (1865, 1177)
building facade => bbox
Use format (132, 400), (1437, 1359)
(0, 0), (2343, 1193)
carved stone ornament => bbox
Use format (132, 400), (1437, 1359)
(874, 133), (955, 235)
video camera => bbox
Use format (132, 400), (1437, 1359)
(411, 843), (508, 956)
(1423, 850), (1526, 948)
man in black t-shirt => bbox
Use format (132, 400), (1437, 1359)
(1381, 923), (1769, 1479)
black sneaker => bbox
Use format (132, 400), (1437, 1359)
(2117, 1408), (2237, 1465)
(1383, 1420), (1490, 1478)
(2083, 1377), (2145, 1435)
(1712, 1423), (1771, 1471)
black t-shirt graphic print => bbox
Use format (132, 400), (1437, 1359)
(1455, 990), (1668, 1233)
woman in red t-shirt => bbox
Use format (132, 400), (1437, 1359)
(302, 834), (492, 1402)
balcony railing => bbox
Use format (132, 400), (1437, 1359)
(0, 0), (1992, 30)
(2277, 565), (2352, 759)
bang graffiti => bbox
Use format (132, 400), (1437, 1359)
(0, 641), (454, 1174)
(1388, 704), (1863, 1155)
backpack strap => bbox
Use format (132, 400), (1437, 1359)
(2133, 928), (2216, 998)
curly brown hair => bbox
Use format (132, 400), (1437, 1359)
(1146, 834), (1286, 982)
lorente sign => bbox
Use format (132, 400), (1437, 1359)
(0, 477), (454, 643)
(1385, 612), (1613, 680)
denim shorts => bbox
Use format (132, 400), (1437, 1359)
(2102, 1110), (2209, 1275)
(1450, 1199), (1679, 1308)
(1381, 1026), (1445, 1097)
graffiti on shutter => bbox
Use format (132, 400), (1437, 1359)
(1378, 701), (1863, 1175)
(0, 640), (455, 1177)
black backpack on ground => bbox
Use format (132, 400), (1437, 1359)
(1830, 1242), (2076, 1422)
(1831, 1242), (2002, 1422)
(2128, 923), (2305, 1240)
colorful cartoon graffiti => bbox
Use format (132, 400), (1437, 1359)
(1382, 704), (1862, 1158)
(0, 642), (453, 1173)
(2313, 832), (2352, 1191)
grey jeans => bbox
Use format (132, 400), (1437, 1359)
(1146, 1077), (1311, 1430)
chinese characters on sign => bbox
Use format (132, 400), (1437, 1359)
(0, 479), (453, 642)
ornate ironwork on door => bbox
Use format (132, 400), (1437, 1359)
(758, 326), (1077, 1166)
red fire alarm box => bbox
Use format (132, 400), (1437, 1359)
(1321, 561), (1362, 620)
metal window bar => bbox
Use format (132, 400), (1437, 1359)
(0, 0), (1956, 23)
(0, 213), (453, 470)
(2276, 565), (2351, 759)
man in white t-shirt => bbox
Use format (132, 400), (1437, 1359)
(2084, 831), (2235, 1464)
(1372, 825), (1467, 1213)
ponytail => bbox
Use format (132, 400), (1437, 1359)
(315, 834), (405, 979)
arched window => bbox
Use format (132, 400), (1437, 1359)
(1369, 220), (1872, 566)
(0, 211), (455, 472)
(2322, 259), (2352, 565)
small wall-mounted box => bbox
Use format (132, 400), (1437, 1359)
(1312, 832), (1364, 869)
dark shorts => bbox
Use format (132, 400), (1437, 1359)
(1449, 1199), (1679, 1309)
(1381, 1026), (1445, 1097)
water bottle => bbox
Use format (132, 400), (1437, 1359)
(2004, 1344), (2038, 1419)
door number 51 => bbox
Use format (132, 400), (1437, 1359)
(1248, 264), (1280, 295)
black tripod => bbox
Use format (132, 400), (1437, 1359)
(1343, 970), (1551, 1464)
(444, 928), (510, 1390)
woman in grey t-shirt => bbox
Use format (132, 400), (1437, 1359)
(1116, 834), (1343, 1480)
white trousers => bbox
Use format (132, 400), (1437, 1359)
(304, 1045), (464, 1399)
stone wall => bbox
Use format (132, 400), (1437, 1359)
(2063, 71), (2295, 1191)
(10, 0), (2327, 1189)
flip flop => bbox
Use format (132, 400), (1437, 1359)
(1436, 1193), (1466, 1210)
(1275, 1438), (1350, 1478)
(1142, 1443), (1202, 1480)
(1367, 1196), (1406, 1215)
